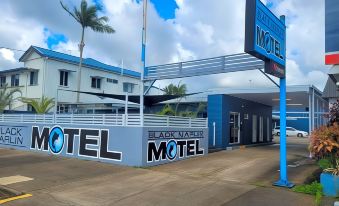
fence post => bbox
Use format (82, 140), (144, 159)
(189, 118), (192, 128)
(122, 114), (126, 126)
(167, 116), (170, 127)
(21, 114), (23, 123)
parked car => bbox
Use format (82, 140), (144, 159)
(273, 126), (308, 137)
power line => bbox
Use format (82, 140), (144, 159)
(0, 47), (25, 52)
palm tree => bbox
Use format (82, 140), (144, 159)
(0, 84), (21, 113)
(60, 0), (115, 102)
(20, 96), (55, 114)
(163, 82), (187, 116)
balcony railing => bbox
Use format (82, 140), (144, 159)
(0, 114), (208, 128)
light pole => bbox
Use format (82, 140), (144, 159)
(140, 0), (148, 126)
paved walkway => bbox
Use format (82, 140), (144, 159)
(0, 137), (318, 206)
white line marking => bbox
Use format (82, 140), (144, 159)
(0, 175), (33, 185)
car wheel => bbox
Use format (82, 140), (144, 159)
(277, 132), (280, 136)
(297, 133), (303, 137)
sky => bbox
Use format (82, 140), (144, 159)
(0, 0), (330, 92)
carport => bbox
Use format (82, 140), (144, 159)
(210, 85), (328, 133)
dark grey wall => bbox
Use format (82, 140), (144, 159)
(208, 94), (272, 149)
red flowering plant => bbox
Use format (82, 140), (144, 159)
(309, 123), (339, 174)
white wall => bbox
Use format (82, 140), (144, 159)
(1, 50), (141, 112)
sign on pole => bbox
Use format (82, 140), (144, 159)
(245, 0), (286, 78)
(244, 0), (293, 188)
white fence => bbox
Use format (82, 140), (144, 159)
(0, 114), (208, 128)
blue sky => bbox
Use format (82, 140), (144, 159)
(150, 0), (178, 20)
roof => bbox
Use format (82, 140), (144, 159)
(0, 67), (38, 74)
(322, 77), (339, 98)
(161, 85), (325, 110)
(19, 46), (141, 79)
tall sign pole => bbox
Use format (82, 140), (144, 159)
(140, 0), (148, 126)
(244, 0), (293, 188)
(275, 15), (293, 188)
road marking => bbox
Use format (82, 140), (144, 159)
(0, 175), (33, 186)
(0, 194), (32, 204)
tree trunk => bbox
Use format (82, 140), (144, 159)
(77, 27), (85, 103)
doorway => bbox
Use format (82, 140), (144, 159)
(229, 112), (240, 144)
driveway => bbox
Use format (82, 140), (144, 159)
(0, 136), (316, 206)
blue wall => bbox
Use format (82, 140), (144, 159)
(208, 95), (272, 149)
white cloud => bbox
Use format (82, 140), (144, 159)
(0, 49), (16, 62)
(0, 0), (330, 92)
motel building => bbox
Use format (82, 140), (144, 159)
(152, 85), (328, 150)
(0, 0), (332, 168)
(0, 45), (141, 114)
(0, 46), (330, 167)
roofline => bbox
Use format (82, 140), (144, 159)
(19, 46), (141, 79)
(0, 67), (38, 74)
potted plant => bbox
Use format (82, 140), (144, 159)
(310, 123), (339, 197)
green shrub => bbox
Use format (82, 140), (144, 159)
(157, 104), (175, 116)
(318, 158), (333, 170)
(293, 181), (323, 205)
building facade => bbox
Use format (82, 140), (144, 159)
(0, 46), (141, 113)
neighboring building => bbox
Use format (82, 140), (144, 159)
(323, 77), (339, 105)
(0, 46), (141, 113)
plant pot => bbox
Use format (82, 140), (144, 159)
(320, 172), (339, 197)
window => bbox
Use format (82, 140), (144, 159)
(59, 71), (69, 86)
(57, 105), (69, 114)
(29, 71), (38, 85)
(91, 77), (101, 89)
(123, 82), (134, 93)
(0, 76), (6, 87)
(11, 74), (19, 87)
(107, 78), (118, 84)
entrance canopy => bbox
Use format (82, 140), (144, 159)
(145, 53), (264, 81)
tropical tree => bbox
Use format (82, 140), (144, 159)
(163, 82), (187, 115)
(60, 0), (115, 102)
(0, 84), (21, 113)
(20, 96), (55, 114)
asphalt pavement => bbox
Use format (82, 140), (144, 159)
(0, 136), (321, 206)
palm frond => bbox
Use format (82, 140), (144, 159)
(20, 96), (55, 114)
(60, 1), (81, 23)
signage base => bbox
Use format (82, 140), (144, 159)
(273, 179), (295, 188)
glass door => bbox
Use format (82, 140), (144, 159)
(229, 112), (240, 144)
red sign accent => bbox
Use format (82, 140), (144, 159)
(325, 53), (339, 65)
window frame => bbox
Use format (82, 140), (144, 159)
(11, 74), (20, 87)
(59, 70), (69, 87)
(0, 76), (6, 87)
(123, 82), (134, 93)
(29, 71), (38, 86)
(91, 77), (101, 89)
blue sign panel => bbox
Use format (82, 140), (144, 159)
(325, 0), (339, 64)
(245, 0), (286, 77)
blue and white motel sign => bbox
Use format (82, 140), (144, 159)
(245, 0), (286, 78)
(245, 0), (293, 188)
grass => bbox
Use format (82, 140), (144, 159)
(292, 181), (323, 206)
